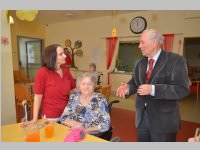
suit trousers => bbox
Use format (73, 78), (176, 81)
(137, 108), (177, 142)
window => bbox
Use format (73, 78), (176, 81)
(116, 42), (142, 72)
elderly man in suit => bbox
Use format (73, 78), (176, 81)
(116, 29), (190, 142)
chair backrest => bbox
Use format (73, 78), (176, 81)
(14, 84), (32, 101)
(13, 70), (31, 83)
(100, 85), (111, 101)
(14, 84), (33, 122)
(97, 73), (103, 85)
(92, 99), (120, 141)
(97, 75), (101, 85)
(108, 100), (120, 115)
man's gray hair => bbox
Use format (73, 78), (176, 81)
(143, 29), (164, 45)
(76, 72), (97, 89)
(89, 63), (96, 70)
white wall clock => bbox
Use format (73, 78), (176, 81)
(130, 16), (147, 34)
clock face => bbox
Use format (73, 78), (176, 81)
(130, 16), (147, 34)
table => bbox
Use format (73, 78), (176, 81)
(1, 120), (107, 142)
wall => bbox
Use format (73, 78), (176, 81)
(45, 10), (200, 91)
(1, 10), (16, 125)
(10, 15), (46, 70)
(45, 16), (111, 80)
(110, 73), (132, 92)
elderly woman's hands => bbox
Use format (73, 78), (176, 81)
(63, 119), (84, 129)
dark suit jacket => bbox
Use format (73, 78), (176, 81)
(127, 50), (190, 133)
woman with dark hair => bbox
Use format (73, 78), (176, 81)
(23, 44), (75, 125)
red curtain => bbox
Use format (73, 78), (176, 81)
(162, 34), (174, 52)
(106, 37), (118, 85)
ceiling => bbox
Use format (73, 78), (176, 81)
(9, 10), (138, 25)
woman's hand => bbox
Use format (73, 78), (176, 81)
(63, 119), (83, 129)
(71, 122), (84, 129)
(20, 119), (37, 128)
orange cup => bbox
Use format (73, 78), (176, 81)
(44, 121), (55, 138)
(24, 124), (40, 142)
(25, 131), (40, 142)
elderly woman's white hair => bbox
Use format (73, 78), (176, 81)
(76, 72), (97, 89)
(143, 29), (164, 46)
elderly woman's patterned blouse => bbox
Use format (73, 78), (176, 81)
(60, 92), (110, 133)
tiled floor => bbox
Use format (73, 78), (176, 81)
(110, 92), (200, 123)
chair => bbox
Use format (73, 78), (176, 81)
(97, 73), (103, 85)
(14, 84), (33, 122)
(92, 100), (120, 141)
(93, 85), (121, 141)
(99, 85), (111, 101)
(190, 81), (199, 92)
(56, 99), (120, 141)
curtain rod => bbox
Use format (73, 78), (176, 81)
(100, 33), (183, 39)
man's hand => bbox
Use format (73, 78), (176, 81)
(116, 82), (129, 98)
(137, 84), (152, 95)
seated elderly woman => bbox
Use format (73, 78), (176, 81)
(60, 72), (110, 134)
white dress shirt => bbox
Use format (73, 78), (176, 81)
(148, 49), (162, 96)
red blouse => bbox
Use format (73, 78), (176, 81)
(34, 67), (75, 118)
